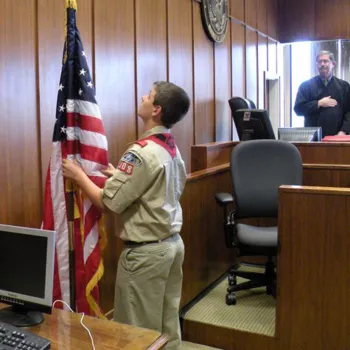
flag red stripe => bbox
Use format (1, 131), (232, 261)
(66, 112), (105, 134)
(53, 251), (63, 308)
(80, 144), (108, 164)
(66, 141), (108, 165)
(88, 176), (107, 188)
(73, 219), (90, 313)
(83, 206), (101, 241)
(85, 243), (101, 275)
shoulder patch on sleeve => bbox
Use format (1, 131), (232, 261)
(117, 152), (142, 175)
(121, 152), (142, 166)
(117, 161), (134, 175)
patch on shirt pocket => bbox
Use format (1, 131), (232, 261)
(103, 171), (128, 199)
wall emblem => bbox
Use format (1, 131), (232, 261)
(200, 0), (229, 43)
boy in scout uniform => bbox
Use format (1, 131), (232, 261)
(62, 81), (190, 349)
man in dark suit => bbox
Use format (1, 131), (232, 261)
(294, 50), (350, 137)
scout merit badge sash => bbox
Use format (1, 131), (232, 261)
(135, 133), (177, 158)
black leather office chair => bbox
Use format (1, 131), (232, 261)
(215, 140), (303, 305)
(228, 97), (256, 116)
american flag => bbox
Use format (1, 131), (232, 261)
(42, 0), (108, 317)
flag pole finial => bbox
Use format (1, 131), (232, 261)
(66, 0), (77, 10)
(64, 0), (77, 64)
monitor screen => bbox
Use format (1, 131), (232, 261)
(234, 109), (276, 141)
(278, 127), (322, 142)
(0, 224), (55, 327)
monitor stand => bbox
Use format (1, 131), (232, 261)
(0, 305), (44, 327)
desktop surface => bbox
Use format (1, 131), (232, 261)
(0, 303), (166, 350)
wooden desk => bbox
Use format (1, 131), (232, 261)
(0, 304), (167, 350)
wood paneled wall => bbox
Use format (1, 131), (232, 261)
(279, 0), (350, 43)
(0, 0), (278, 312)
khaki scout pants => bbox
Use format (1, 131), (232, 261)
(113, 233), (185, 350)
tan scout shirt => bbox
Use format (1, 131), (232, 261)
(101, 126), (187, 242)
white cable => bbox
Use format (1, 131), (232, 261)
(52, 300), (95, 350)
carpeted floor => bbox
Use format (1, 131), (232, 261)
(182, 267), (276, 337)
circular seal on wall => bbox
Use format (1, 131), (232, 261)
(200, 0), (229, 43)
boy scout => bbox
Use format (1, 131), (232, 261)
(62, 81), (190, 349)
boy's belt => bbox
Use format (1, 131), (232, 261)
(124, 234), (175, 246)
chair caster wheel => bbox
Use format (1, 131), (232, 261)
(226, 293), (237, 305)
(227, 285), (236, 293)
(228, 275), (237, 286)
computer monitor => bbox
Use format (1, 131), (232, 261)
(0, 224), (55, 327)
(278, 127), (322, 142)
(233, 109), (276, 141)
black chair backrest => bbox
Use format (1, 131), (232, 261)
(228, 97), (256, 116)
(230, 140), (303, 218)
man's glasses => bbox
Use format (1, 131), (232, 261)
(317, 59), (331, 65)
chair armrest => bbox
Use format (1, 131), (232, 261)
(215, 193), (237, 248)
(215, 192), (234, 206)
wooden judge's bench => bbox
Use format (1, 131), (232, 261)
(178, 140), (350, 350)
(191, 140), (350, 187)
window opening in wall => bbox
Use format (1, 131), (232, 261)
(287, 39), (346, 127)
(290, 42), (312, 127)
